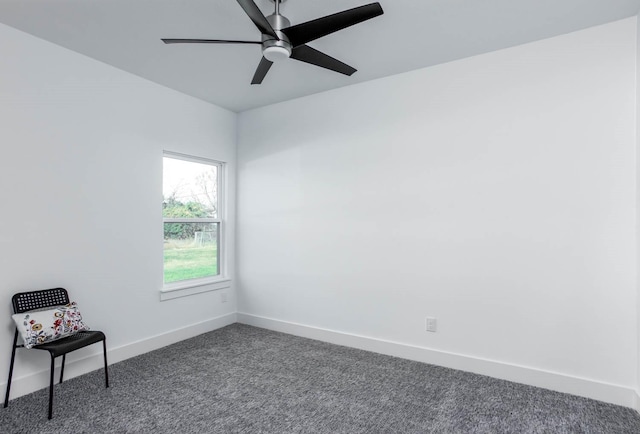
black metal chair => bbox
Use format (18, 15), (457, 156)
(3, 288), (109, 419)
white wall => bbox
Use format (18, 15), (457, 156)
(238, 18), (637, 405)
(636, 16), (640, 411)
(0, 23), (237, 398)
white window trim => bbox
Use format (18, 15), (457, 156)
(161, 151), (229, 300)
(160, 277), (231, 301)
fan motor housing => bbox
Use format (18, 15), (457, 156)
(263, 14), (292, 61)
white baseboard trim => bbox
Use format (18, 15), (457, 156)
(237, 312), (637, 410)
(633, 390), (640, 414)
(3, 312), (237, 402)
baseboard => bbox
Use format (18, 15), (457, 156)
(237, 312), (637, 410)
(633, 390), (640, 414)
(7, 311), (636, 412)
(3, 312), (237, 402)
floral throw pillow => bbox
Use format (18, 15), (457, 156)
(11, 302), (90, 349)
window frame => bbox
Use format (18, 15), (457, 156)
(160, 151), (230, 300)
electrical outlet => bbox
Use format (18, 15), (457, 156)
(221, 292), (228, 303)
(426, 317), (437, 332)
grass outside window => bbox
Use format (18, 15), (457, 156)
(163, 238), (218, 283)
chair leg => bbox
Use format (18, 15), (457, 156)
(48, 355), (55, 420)
(103, 339), (109, 388)
(59, 354), (66, 384)
(3, 330), (19, 408)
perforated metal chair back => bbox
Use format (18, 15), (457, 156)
(3, 287), (109, 419)
(12, 287), (70, 314)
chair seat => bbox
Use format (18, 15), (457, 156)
(32, 331), (106, 358)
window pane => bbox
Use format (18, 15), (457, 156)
(163, 157), (218, 219)
(164, 222), (219, 283)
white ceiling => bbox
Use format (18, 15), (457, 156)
(1, 0), (639, 112)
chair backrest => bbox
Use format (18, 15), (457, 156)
(12, 288), (70, 314)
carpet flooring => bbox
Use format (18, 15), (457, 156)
(1, 323), (640, 433)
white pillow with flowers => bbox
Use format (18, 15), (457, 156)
(11, 302), (89, 349)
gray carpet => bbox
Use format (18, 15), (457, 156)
(1, 324), (639, 433)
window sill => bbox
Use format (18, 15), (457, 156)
(160, 277), (231, 301)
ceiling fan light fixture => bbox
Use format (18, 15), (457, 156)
(162, 1), (384, 84)
(263, 45), (291, 62)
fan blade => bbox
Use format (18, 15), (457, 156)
(291, 45), (356, 76)
(251, 57), (273, 85)
(282, 2), (383, 47)
(236, 0), (278, 39)
(162, 39), (261, 44)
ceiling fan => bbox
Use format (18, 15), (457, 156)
(162, 0), (384, 84)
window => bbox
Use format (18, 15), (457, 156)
(163, 152), (224, 288)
